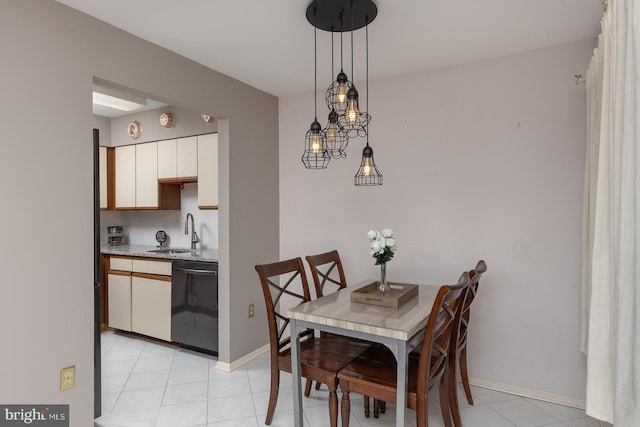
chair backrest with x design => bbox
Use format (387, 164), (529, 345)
(255, 257), (314, 358)
(416, 271), (470, 397)
(456, 260), (487, 353)
(305, 250), (348, 299)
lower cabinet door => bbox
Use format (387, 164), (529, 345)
(131, 275), (172, 341)
(107, 273), (132, 331)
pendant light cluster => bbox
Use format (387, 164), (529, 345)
(301, 0), (382, 186)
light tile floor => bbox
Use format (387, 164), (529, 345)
(95, 331), (612, 427)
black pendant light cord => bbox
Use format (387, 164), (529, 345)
(365, 16), (369, 147)
(350, 0), (355, 82)
(330, 30), (334, 82)
(314, 7), (318, 121)
(340, 13), (344, 71)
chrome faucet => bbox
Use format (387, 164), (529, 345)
(184, 213), (200, 250)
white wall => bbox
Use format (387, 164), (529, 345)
(280, 39), (593, 403)
(101, 184), (219, 249)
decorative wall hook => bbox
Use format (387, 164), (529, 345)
(574, 74), (586, 85)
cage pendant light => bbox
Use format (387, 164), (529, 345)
(338, 3), (371, 138)
(324, 108), (349, 159)
(355, 18), (382, 186)
(323, 31), (349, 159)
(354, 144), (382, 185)
(325, 13), (352, 116)
(302, 7), (330, 169)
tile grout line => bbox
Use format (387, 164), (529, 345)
(108, 334), (136, 415)
(484, 403), (519, 427)
(155, 340), (176, 427)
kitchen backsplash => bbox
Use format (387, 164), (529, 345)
(100, 183), (218, 249)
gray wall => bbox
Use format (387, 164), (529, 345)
(93, 115), (112, 145)
(0, 2), (278, 425)
(279, 39), (593, 404)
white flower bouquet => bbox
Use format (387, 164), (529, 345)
(367, 228), (397, 265)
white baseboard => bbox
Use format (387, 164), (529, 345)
(213, 343), (270, 372)
(469, 376), (586, 410)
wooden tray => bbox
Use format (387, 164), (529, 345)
(350, 281), (419, 308)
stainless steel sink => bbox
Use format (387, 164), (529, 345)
(147, 248), (193, 254)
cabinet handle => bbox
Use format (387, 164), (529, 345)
(173, 267), (217, 276)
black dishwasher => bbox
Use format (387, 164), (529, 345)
(171, 260), (218, 355)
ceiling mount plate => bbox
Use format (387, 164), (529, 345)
(306, 0), (377, 32)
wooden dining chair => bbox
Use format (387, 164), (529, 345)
(337, 272), (471, 427)
(409, 260), (488, 424)
(305, 250), (379, 418)
(454, 260), (487, 405)
(305, 249), (348, 298)
(255, 257), (370, 427)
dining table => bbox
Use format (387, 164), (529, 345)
(288, 279), (441, 427)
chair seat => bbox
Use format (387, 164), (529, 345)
(338, 345), (422, 406)
(280, 335), (372, 378)
(338, 341), (445, 410)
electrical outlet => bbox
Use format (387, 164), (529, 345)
(248, 304), (254, 318)
(60, 366), (75, 391)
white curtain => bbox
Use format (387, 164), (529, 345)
(582, 1), (640, 426)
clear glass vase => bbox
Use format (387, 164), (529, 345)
(379, 263), (388, 295)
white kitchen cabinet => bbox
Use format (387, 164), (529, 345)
(157, 139), (177, 179)
(114, 145), (136, 209)
(99, 146), (108, 209)
(107, 272), (132, 331)
(177, 136), (198, 178)
(157, 137), (198, 180)
(197, 133), (219, 209)
(107, 256), (172, 341)
(131, 275), (172, 341)
(135, 142), (158, 208)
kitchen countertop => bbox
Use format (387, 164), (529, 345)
(100, 244), (218, 263)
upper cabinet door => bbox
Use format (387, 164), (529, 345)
(157, 137), (197, 180)
(115, 145), (136, 209)
(197, 133), (219, 209)
(157, 139), (177, 180)
(135, 142), (158, 209)
(177, 136), (198, 179)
